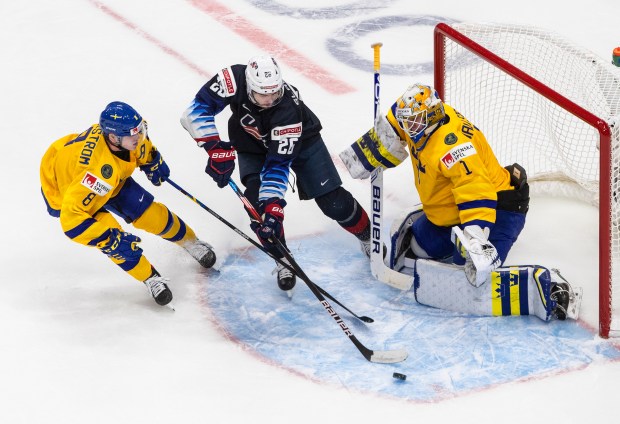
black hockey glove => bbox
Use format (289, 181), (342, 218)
(140, 148), (170, 186)
(205, 142), (236, 188)
(98, 228), (143, 261)
(251, 198), (286, 245)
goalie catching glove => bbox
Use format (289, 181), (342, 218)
(339, 115), (409, 179)
(452, 225), (501, 287)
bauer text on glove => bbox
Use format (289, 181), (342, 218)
(206, 142), (236, 188)
(251, 198), (286, 244)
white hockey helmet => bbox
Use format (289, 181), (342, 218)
(245, 55), (284, 107)
(394, 84), (445, 139)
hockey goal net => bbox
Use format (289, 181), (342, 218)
(434, 22), (620, 338)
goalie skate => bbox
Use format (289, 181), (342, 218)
(550, 269), (583, 320)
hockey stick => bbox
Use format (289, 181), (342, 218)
(228, 179), (408, 364)
(165, 178), (373, 324)
(369, 42), (414, 291)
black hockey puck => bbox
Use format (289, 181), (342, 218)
(392, 372), (407, 381)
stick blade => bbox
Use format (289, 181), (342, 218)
(370, 348), (408, 364)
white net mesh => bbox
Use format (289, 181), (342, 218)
(438, 22), (620, 336)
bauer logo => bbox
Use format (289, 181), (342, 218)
(81, 172), (112, 196)
(440, 142), (476, 169)
(272, 123), (302, 140)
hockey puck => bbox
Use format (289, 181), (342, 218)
(392, 372), (407, 381)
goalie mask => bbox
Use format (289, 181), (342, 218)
(245, 55), (284, 108)
(394, 84), (445, 140)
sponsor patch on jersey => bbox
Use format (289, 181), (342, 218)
(81, 172), (112, 195)
(440, 142), (476, 169)
(444, 133), (458, 145)
(211, 67), (237, 97)
(101, 164), (113, 179)
(271, 123), (302, 140)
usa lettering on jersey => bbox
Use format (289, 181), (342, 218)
(81, 172), (112, 195)
(440, 142), (476, 169)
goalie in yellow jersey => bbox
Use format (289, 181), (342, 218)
(341, 84), (581, 321)
(40, 101), (217, 307)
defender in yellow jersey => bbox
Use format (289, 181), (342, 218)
(40, 102), (217, 307)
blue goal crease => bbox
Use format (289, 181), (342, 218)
(202, 233), (620, 402)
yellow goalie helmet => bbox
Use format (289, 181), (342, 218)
(394, 84), (445, 139)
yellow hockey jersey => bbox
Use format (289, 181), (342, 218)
(40, 123), (156, 246)
(386, 103), (513, 227)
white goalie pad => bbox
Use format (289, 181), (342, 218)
(339, 115), (409, 179)
(413, 259), (582, 321)
(388, 205), (424, 271)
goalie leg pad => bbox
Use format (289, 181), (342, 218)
(413, 260), (581, 321)
(389, 206), (426, 270)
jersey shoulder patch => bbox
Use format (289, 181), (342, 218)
(210, 67), (238, 98)
(440, 141), (477, 170)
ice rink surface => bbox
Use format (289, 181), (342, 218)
(2, 0), (619, 422)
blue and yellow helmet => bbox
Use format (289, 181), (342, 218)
(99, 101), (144, 137)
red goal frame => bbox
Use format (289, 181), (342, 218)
(433, 22), (613, 337)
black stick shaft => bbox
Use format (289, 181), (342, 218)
(166, 178), (372, 323)
(226, 179), (385, 362)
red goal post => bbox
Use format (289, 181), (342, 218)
(434, 22), (620, 337)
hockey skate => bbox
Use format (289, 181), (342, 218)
(550, 269), (582, 320)
(182, 239), (216, 269)
(359, 238), (387, 260)
(144, 273), (173, 306)
(273, 257), (296, 297)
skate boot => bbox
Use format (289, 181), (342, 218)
(550, 283), (570, 320)
(549, 269), (583, 320)
(183, 239), (216, 268)
(358, 237), (387, 260)
(144, 273), (173, 306)
(273, 257), (296, 296)
(359, 238), (371, 258)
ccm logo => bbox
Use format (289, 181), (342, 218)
(211, 151), (236, 159)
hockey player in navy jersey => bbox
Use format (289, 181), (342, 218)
(181, 55), (372, 295)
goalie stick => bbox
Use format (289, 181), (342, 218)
(369, 43), (414, 291)
(166, 178), (373, 324)
(228, 179), (408, 364)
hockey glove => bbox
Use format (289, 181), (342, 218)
(97, 228), (143, 261)
(452, 225), (501, 287)
(140, 148), (170, 186)
(251, 198), (286, 245)
(339, 115), (409, 180)
(206, 142), (236, 188)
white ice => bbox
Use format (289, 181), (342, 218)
(2, 0), (620, 423)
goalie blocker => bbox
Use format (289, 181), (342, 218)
(390, 208), (582, 321)
(339, 115), (409, 179)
